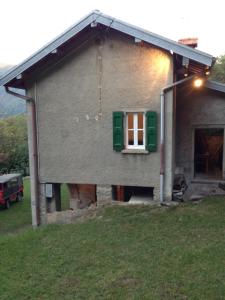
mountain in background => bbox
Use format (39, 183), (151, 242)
(0, 64), (26, 118)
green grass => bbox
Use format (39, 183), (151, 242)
(0, 178), (31, 234)
(0, 181), (225, 299)
(0, 179), (70, 234)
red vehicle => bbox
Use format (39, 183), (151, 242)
(0, 174), (23, 209)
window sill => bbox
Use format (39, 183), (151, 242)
(122, 149), (149, 154)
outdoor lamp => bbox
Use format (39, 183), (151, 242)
(193, 78), (203, 88)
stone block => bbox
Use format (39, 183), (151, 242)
(97, 184), (112, 206)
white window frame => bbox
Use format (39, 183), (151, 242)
(126, 112), (145, 150)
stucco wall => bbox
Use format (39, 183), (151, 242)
(29, 31), (173, 193)
(176, 87), (225, 182)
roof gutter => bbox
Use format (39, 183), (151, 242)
(160, 75), (196, 203)
(5, 86), (40, 227)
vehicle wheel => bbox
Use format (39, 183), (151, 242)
(17, 193), (23, 202)
(5, 199), (10, 209)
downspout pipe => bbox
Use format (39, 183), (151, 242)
(160, 75), (197, 203)
(5, 86), (40, 226)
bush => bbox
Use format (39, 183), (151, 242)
(0, 114), (29, 175)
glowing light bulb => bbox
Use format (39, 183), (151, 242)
(194, 78), (203, 88)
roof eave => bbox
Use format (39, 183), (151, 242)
(96, 13), (214, 67)
(0, 11), (98, 87)
(205, 80), (225, 93)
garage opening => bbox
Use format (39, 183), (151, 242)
(194, 128), (223, 179)
(112, 185), (154, 203)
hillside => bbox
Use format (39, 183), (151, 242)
(0, 185), (225, 299)
(0, 64), (26, 118)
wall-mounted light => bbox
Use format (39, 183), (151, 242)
(193, 78), (203, 88)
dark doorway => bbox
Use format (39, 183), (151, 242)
(112, 185), (154, 202)
(194, 128), (223, 179)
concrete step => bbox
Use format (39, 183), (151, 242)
(184, 182), (225, 201)
(128, 195), (154, 205)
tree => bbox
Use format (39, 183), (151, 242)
(0, 115), (29, 175)
(210, 54), (225, 83)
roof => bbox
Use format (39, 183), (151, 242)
(205, 80), (225, 93)
(0, 173), (21, 184)
(0, 10), (215, 88)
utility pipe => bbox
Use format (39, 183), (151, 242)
(160, 75), (196, 203)
(5, 86), (40, 226)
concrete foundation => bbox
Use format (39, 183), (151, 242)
(184, 181), (225, 201)
(46, 205), (98, 224)
(39, 183), (47, 225)
(96, 184), (112, 206)
(153, 186), (160, 202)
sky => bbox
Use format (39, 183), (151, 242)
(0, 0), (224, 66)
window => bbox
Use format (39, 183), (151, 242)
(112, 111), (157, 152)
(126, 112), (145, 149)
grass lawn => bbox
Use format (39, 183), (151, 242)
(0, 178), (32, 234)
(0, 180), (225, 299)
(0, 178), (70, 234)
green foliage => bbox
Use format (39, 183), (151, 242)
(0, 114), (29, 175)
(210, 54), (225, 83)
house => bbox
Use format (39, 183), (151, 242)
(1, 11), (225, 226)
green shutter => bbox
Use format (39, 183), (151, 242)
(146, 111), (157, 152)
(113, 111), (124, 151)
